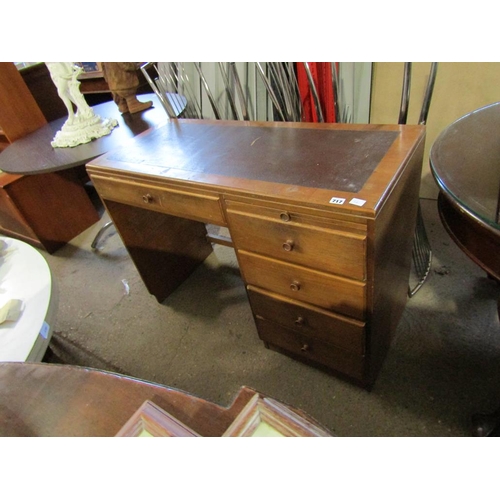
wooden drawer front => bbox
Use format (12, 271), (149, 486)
(91, 174), (226, 225)
(255, 317), (365, 380)
(247, 286), (365, 355)
(226, 206), (366, 280)
(238, 250), (366, 321)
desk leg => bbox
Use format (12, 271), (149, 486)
(104, 200), (213, 302)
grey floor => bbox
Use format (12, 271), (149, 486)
(41, 195), (500, 437)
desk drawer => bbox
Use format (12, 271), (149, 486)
(247, 286), (365, 355)
(239, 250), (366, 321)
(91, 174), (226, 225)
(255, 317), (365, 380)
(226, 204), (366, 280)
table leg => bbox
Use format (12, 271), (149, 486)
(103, 200), (213, 302)
(472, 408), (500, 437)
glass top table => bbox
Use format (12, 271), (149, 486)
(430, 102), (500, 231)
(430, 102), (500, 285)
(430, 102), (500, 436)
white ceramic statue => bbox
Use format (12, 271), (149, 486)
(46, 62), (118, 148)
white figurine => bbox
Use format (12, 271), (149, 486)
(46, 62), (118, 148)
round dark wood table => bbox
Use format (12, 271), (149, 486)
(0, 93), (167, 175)
(0, 362), (256, 437)
(0, 362), (331, 437)
(0, 94), (168, 252)
(430, 101), (500, 436)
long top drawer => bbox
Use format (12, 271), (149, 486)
(91, 174), (226, 226)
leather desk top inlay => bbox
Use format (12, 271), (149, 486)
(106, 122), (398, 193)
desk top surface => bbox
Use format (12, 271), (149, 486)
(430, 102), (500, 230)
(88, 119), (425, 217)
(0, 93), (167, 175)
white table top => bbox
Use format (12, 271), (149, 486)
(0, 237), (56, 361)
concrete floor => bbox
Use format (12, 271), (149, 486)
(41, 196), (500, 437)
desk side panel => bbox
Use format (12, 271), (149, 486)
(366, 137), (425, 384)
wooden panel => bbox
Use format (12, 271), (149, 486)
(5, 170), (100, 253)
(0, 133), (9, 152)
(366, 139), (424, 383)
(238, 250), (366, 321)
(247, 286), (365, 355)
(19, 62), (68, 122)
(226, 201), (366, 280)
(438, 192), (500, 280)
(92, 174), (226, 226)
(0, 362), (262, 437)
(103, 200), (213, 303)
(0, 178), (39, 241)
(255, 317), (365, 380)
(0, 170), (99, 253)
(0, 62), (47, 143)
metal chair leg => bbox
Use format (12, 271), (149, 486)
(399, 62), (438, 297)
(408, 203), (433, 297)
(91, 221), (115, 250)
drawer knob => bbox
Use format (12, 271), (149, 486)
(280, 211), (291, 222)
(290, 280), (301, 292)
(142, 193), (154, 204)
(300, 343), (310, 352)
(282, 240), (294, 252)
(294, 316), (304, 327)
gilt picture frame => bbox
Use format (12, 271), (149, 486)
(222, 394), (332, 437)
(116, 400), (200, 437)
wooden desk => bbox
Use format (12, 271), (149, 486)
(0, 94), (166, 253)
(87, 120), (425, 387)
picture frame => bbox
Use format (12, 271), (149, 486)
(76, 62), (103, 79)
(222, 394), (332, 437)
(116, 400), (200, 437)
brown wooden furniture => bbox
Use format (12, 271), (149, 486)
(0, 62), (96, 252)
(0, 94), (166, 252)
(0, 93), (165, 177)
(0, 362), (331, 437)
(0, 62), (47, 153)
(430, 102), (500, 293)
(0, 169), (99, 253)
(18, 62), (69, 122)
(87, 120), (425, 387)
